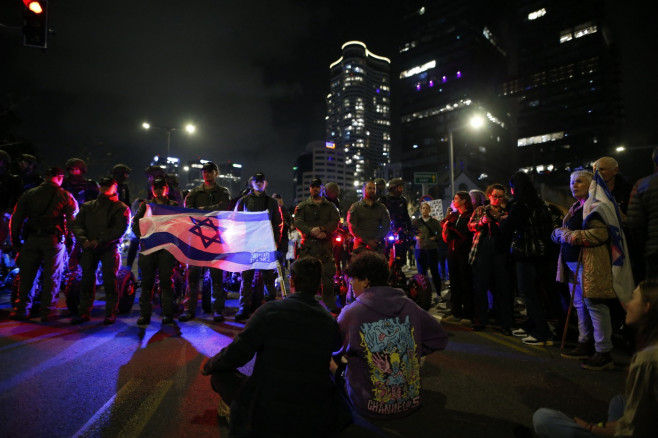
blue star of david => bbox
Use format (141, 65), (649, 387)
(188, 216), (226, 249)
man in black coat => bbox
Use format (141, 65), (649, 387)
(201, 256), (351, 437)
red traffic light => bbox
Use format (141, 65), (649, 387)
(23, 0), (44, 14)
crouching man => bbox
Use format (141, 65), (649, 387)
(201, 256), (352, 437)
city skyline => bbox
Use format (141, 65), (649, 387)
(1, 1), (657, 203)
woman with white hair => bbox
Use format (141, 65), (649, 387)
(553, 170), (616, 370)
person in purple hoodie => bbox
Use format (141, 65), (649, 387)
(336, 251), (448, 420)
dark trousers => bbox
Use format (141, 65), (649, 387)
(138, 249), (177, 317)
(78, 246), (121, 317)
(472, 241), (513, 329)
(447, 249), (473, 319)
(15, 235), (66, 316)
(415, 248), (442, 293)
(185, 266), (224, 315)
(516, 260), (551, 340)
(239, 269), (276, 312)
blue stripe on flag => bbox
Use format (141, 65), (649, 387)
(148, 203), (269, 222)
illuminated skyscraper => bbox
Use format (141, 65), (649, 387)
(292, 141), (352, 205)
(326, 41), (391, 190)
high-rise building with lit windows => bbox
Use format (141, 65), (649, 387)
(292, 141), (353, 205)
(326, 41), (391, 190)
(396, 1), (511, 201)
(505, 1), (622, 178)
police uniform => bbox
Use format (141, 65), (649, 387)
(294, 196), (340, 312)
(71, 179), (130, 323)
(181, 169), (231, 321)
(9, 169), (78, 320)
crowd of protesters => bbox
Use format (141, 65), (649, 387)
(3, 147), (658, 437)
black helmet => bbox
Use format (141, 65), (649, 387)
(0, 150), (10, 164)
(65, 158), (88, 174)
(112, 163), (131, 175)
(18, 153), (37, 164)
(387, 178), (404, 190)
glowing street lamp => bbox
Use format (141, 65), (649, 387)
(141, 121), (196, 159)
(448, 114), (485, 196)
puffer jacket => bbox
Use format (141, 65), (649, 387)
(628, 171), (658, 257)
(552, 201), (615, 299)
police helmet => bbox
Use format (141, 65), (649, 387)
(65, 158), (88, 174)
(387, 178), (404, 190)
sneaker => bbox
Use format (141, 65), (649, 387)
(71, 315), (90, 325)
(137, 315), (151, 326)
(234, 310), (250, 321)
(213, 312), (225, 323)
(178, 312), (194, 322)
(581, 352), (614, 371)
(162, 316), (175, 325)
(561, 342), (594, 360)
(104, 315), (116, 325)
(512, 328), (528, 337)
(522, 335), (554, 346)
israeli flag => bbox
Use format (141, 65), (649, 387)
(138, 204), (277, 272)
(584, 171), (634, 303)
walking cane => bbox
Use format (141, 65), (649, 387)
(560, 250), (582, 350)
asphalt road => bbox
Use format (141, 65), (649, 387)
(0, 278), (629, 438)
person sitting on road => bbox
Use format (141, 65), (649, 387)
(533, 279), (658, 437)
(335, 251), (448, 420)
(201, 256), (351, 437)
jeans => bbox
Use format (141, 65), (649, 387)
(566, 262), (613, 353)
(533, 394), (624, 437)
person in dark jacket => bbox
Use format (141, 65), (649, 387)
(111, 163), (132, 206)
(441, 191), (474, 323)
(500, 171), (554, 346)
(132, 178), (179, 326)
(201, 256), (351, 437)
(17, 153), (43, 191)
(180, 161), (231, 323)
(62, 158), (99, 206)
(71, 177), (130, 325)
(9, 166), (78, 321)
(628, 148), (658, 281)
(412, 201), (444, 297)
(234, 172), (283, 321)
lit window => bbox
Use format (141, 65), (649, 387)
(399, 60), (437, 79)
(517, 131), (564, 147)
(528, 8), (546, 20)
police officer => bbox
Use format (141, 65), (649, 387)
(294, 178), (341, 313)
(63, 158), (99, 206)
(374, 178), (387, 204)
(111, 163), (132, 206)
(234, 172), (283, 321)
(17, 153), (43, 191)
(71, 177), (130, 325)
(132, 178), (179, 325)
(181, 161), (231, 322)
(9, 167), (78, 322)
(347, 180), (390, 255)
(383, 178), (413, 266)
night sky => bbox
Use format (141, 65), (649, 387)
(1, 1), (656, 202)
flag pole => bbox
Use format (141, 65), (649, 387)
(276, 261), (288, 298)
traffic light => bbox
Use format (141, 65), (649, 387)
(22, 0), (48, 48)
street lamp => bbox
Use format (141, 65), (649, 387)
(448, 114), (485, 196)
(141, 121), (197, 160)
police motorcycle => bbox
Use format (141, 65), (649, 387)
(385, 225), (432, 311)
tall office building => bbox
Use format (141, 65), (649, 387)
(396, 1), (511, 200)
(504, 1), (622, 178)
(326, 41), (392, 190)
(292, 141), (352, 205)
